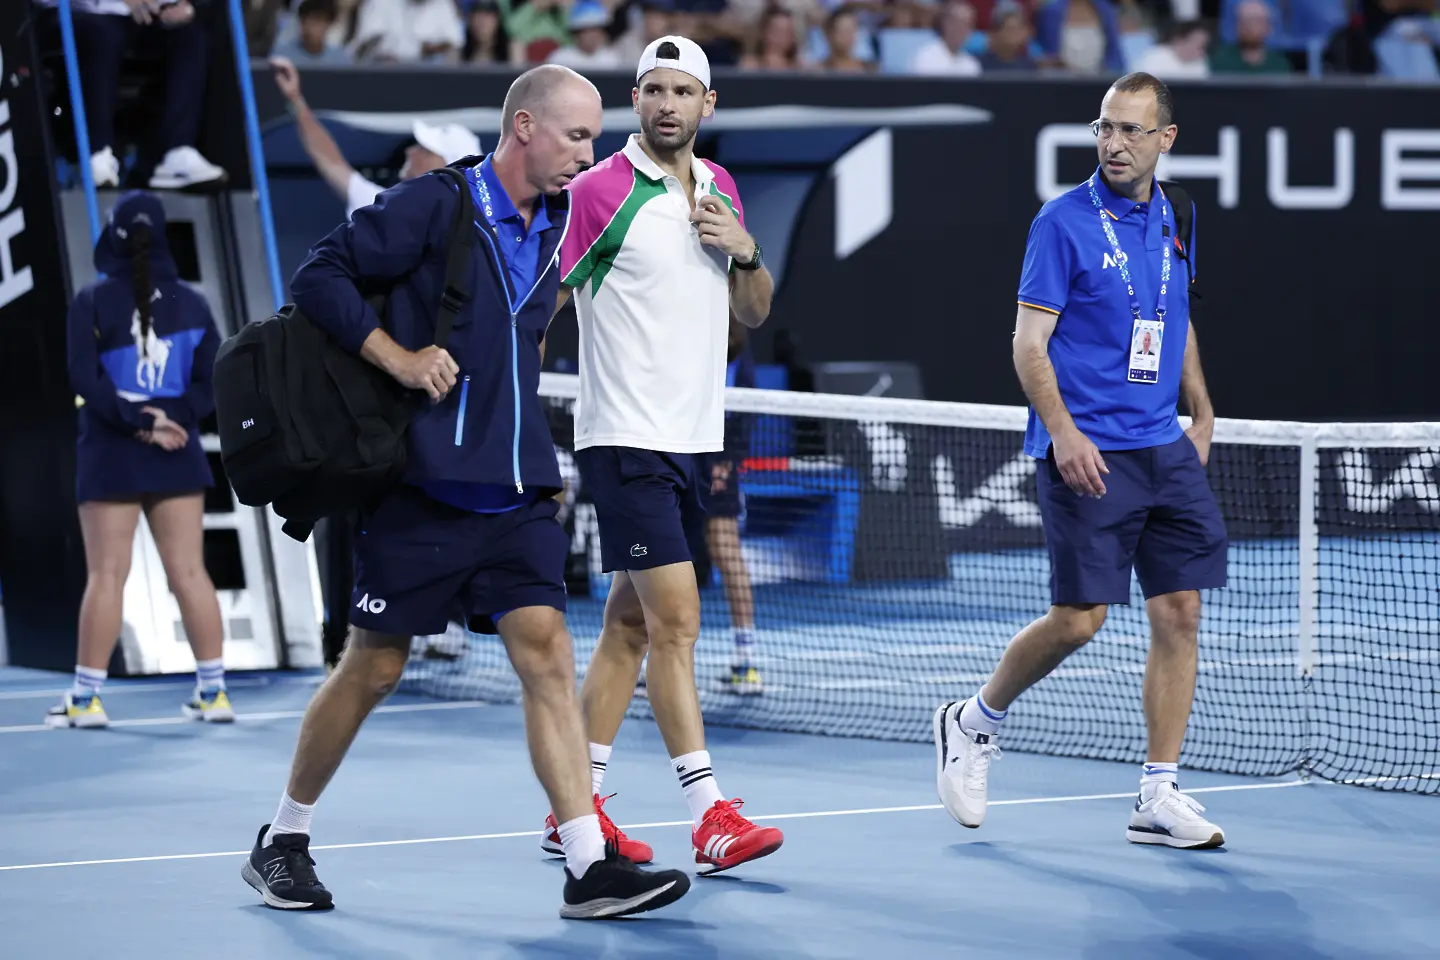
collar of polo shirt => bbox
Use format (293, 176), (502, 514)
(1093, 168), (1165, 220)
(622, 134), (715, 190)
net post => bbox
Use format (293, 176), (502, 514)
(1297, 433), (1319, 678)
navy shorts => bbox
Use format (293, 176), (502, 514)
(698, 453), (744, 520)
(350, 485), (567, 636)
(1036, 435), (1228, 606)
(576, 446), (707, 572)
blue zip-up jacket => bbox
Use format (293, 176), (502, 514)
(68, 191), (219, 503)
(290, 161), (568, 494)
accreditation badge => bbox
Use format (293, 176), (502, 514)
(1128, 318), (1163, 384)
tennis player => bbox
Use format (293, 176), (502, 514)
(934, 73), (1228, 849)
(240, 65), (690, 919)
(541, 37), (783, 875)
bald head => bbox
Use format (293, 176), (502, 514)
(500, 64), (599, 144)
(492, 63), (603, 200)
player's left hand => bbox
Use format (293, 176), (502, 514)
(1186, 418), (1213, 467)
(691, 196), (756, 264)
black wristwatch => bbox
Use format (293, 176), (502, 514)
(735, 240), (763, 271)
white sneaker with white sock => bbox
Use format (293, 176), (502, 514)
(91, 147), (120, 188)
(148, 146), (226, 189)
(933, 699), (1002, 828)
(1127, 781), (1225, 849)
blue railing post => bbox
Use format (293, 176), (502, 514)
(227, 0), (285, 311)
(56, 0), (101, 244)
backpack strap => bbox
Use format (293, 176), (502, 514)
(429, 166), (478, 351)
(1158, 179), (1200, 305)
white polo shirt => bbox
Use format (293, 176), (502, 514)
(560, 135), (745, 454)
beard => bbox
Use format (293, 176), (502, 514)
(640, 111), (699, 152)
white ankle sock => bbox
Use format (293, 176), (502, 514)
(1140, 762), (1179, 802)
(557, 813), (606, 878)
(589, 742), (612, 797)
(266, 794), (315, 846)
(732, 628), (756, 668)
(672, 749), (726, 826)
(959, 691), (1007, 735)
(195, 657), (225, 692)
(72, 666), (107, 698)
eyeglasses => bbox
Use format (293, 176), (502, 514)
(1090, 119), (1160, 143)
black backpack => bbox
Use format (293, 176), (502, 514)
(212, 167), (476, 542)
(1159, 180), (1200, 310)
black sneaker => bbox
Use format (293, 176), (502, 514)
(560, 843), (691, 919)
(240, 824), (335, 910)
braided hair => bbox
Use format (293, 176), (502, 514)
(129, 223), (153, 359)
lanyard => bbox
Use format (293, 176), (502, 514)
(1087, 176), (1172, 322)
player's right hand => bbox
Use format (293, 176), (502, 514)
(1053, 427), (1108, 498)
(393, 346), (459, 401)
(270, 57), (301, 101)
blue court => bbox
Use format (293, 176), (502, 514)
(1, 667), (1437, 959)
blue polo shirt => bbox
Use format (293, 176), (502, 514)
(468, 156), (551, 304)
(1017, 167), (1195, 459)
(420, 158), (554, 514)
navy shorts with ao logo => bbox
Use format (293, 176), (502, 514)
(1037, 435), (1229, 605)
(350, 485), (568, 636)
(576, 446), (708, 572)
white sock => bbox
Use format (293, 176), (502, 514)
(71, 666), (107, 699)
(265, 794), (315, 846)
(589, 742), (612, 797)
(732, 628), (756, 668)
(673, 749), (726, 826)
(557, 813), (606, 879)
(195, 657), (226, 692)
(1140, 762), (1179, 802)
(959, 690), (1007, 735)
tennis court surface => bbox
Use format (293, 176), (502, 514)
(2, 666), (1436, 960)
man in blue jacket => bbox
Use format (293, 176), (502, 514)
(240, 65), (691, 921)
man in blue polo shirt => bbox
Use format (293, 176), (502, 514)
(933, 72), (1227, 849)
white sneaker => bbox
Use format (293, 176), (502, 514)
(933, 700), (1001, 828)
(1126, 782), (1225, 849)
(45, 691), (110, 729)
(91, 147), (120, 188)
(148, 146), (226, 190)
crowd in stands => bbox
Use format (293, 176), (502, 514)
(240, 0), (1440, 80)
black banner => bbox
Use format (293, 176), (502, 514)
(245, 67), (1440, 424)
(0, 9), (87, 669)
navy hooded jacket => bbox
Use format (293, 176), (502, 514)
(68, 191), (219, 503)
(289, 161), (569, 497)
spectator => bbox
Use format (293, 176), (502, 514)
(980, 1), (1038, 69)
(1132, 18), (1210, 77)
(504, 0), (571, 63)
(822, 4), (875, 71)
(463, 0), (508, 63)
(1210, 0), (1291, 73)
(269, 57), (480, 217)
(740, 5), (808, 68)
(548, 1), (625, 68)
(909, 0), (983, 75)
(351, 0), (465, 62)
(272, 0), (352, 64)
(1035, 0), (1125, 73)
(245, 0), (287, 56)
(615, 0), (674, 62)
(41, 0), (228, 190)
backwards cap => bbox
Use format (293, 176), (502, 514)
(636, 35), (710, 91)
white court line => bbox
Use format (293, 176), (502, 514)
(0, 675), (324, 702)
(0, 779), (1312, 873)
(0, 700), (485, 735)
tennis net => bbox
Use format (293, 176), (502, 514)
(401, 374), (1440, 794)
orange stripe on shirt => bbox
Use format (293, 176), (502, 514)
(1018, 301), (1061, 316)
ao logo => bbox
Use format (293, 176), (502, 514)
(356, 593), (387, 614)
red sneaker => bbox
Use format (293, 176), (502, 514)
(542, 794), (654, 865)
(692, 798), (783, 875)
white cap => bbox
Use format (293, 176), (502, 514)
(412, 120), (482, 165)
(636, 35), (710, 91)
